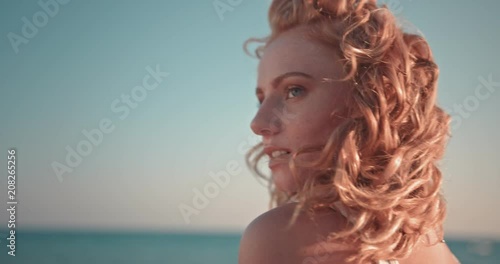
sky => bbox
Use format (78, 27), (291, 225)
(0, 0), (499, 239)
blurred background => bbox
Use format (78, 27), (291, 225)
(0, 0), (499, 263)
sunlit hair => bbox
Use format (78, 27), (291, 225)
(243, 0), (451, 263)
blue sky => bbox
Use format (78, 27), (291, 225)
(0, 0), (499, 238)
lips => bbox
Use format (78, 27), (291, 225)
(263, 145), (292, 158)
(268, 154), (290, 169)
(264, 145), (292, 169)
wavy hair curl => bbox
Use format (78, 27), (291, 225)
(243, 0), (451, 263)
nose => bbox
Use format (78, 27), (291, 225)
(250, 104), (282, 136)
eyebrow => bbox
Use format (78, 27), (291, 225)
(255, 71), (314, 94)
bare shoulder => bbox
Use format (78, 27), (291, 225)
(238, 203), (461, 264)
(398, 232), (461, 264)
(238, 202), (304, 264)
(238, 202), (355, 264)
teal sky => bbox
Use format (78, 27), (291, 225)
(0, 0), (499, 238)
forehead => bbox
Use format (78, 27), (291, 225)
(257, 26), (343, 83)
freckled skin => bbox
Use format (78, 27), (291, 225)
(251, 25), (351, 193)
(244, 24), (461, 264)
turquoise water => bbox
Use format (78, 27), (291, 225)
(0, 231), (498, 264)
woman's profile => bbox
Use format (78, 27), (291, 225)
(238, 0), (461, 263)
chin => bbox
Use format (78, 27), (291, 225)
(272, 169), (298, 194)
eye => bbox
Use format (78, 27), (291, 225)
(286, 85), (305, 99)
(255, 85), (305, 108)
(255, 96), (264, 108)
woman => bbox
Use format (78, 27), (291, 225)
(238, 0), (461, 263)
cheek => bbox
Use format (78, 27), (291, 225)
(291, 110), (336, 145)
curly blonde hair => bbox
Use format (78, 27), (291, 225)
(243, 0), (451, 263)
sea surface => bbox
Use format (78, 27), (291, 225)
(0, 230), (498, 264)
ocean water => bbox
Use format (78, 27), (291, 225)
(0, 231), (498, 264)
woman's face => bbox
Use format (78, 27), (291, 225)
(251, 25), (351, 193)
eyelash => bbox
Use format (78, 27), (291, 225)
(286, 85), (305, 99)
(256, 85), (305, 108)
